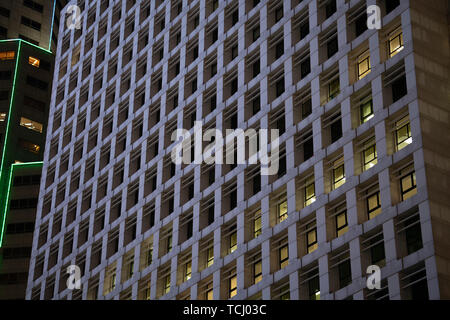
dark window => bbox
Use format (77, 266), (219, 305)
(355, 13), (368, 37)
(0, 26), (7, 39)
(330, 115), (342, 143)
(21, 16), (41, 31)
(23, 0), (44, 13)
(338, 260), (351, 289)
(300, 22), (309, 40)
(252, 60), (260, 78)
(252, 96), (260, 114)
(192, 45), (199, 59)
(231, 78), (238, 95)
(10, 198), (38, 210)
(230, 189), (237, 209)
(405, 215), (423, 255)
(385, 0), (400, 14)
(276, 79), (285, 97)
(275, 41), (284, 59)
(304, 137), (313, 161)
(232, 10), (239, 25)
(27, 76), (48, 90)
(252, 27), (260, 42)
(300, 58), (311, 78)
(325, 1), (337, 18)
(0, 70), (11, 80)
(231, 45), (238, 60)
(277, 115), (285, 134)
(0, 6), (10, 17)
(0, 90), (8, 100)
(327, 36), (338, 58)
(2, 247), (32, 259)
(24, 95), (46, 112)
(302, 99), (312, 118)
(252, 174), (261, 194)
(275, 6), (283, 22)
(392, 75), (407, 102)
(212, 28), (218, 42)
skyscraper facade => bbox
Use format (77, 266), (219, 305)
(0, 0), (67, 299)
(26, 0), (450, 300)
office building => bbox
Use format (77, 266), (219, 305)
(26, 0), (449, 300)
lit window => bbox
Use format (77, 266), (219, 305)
(29, 56), (40, 67)
(400, 167), (417, 201)
(308, 277), (320, 300)
(389, 28), (404, 58)
(253, 260), (262, 284)
(0, 51), (15, 60)
(184, 261), (192, 281)
(19, 139), (40, 154)
(206, 282), (213, 300)
(167, 234), (172, 253)
(229, 275), (237, 298)
(332, 157), (345, 190)
(360, 96), (374, 124)
(0, 112), (6, 121)
(110, 272), (116, 292)
(306, 223), (318, 254)
(335, 206), (348, 237)
(279, 244), (288, 269)
(146, 247), (153, 266)
(229, 230), (237, 253)
(395, 115), (412, 151)
(253, 210), (262, 238)
(164, 275), (170, 294)
(304, 177), (316, 206)
(367, 187), (381, 220)
(357, 51), (371, 80)
(278, 200), (288, 223)
(207, 246), (214, 267)
(362, 138), (377, 171)
(20, 116), (43, 133)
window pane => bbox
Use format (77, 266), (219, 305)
(20, 116), (43, 133)
(29, 56), (40, 67)
(278, 201), (288, 222)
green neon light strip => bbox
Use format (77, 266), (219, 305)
(49, 0), (57, 52)
(0, 40), (21, 247)
(0, 162), (43, 247)
(0, 39), (52, 55)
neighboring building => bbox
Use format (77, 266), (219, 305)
(26, 0), (449, 300)
(0, 0), (67, 299)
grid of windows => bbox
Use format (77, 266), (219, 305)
(27, 0), (437, 301)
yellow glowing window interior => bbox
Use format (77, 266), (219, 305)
(254, 210), (262, 238)
(254, 261), (262, 284)
(230, 231), (237, 253)
(357, 51), (371, 79)
(0, 51), (15, 60)
(184, 261), (192, 281)
(363, 138), (377, 171)
(20, 116), (43, 133)
(280, 245), (289, 268)
(0, 112), (6, 121)
(305, 177), (316, 206)
(207, 246), (214, 267)
(278, 200), (288, 222)
(29, 56), (40, 67)
(229, 275), (237, 298)
(333, 157), (346, 189)
(389, 28), (404, 57)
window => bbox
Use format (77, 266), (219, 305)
(19, 139), (40, 154)
(279, 245), (288, 268)
(0, 112), (6, 121)
(253, 210), (262, 238)
(229, 229), (237, 253)
(28, 56), (40, 67)
(21, 16), (41, 31)
(184, 261), (192, 281)
(252, 60), (260, 78)
(388, 28), (404, 58)
(207, 246), (214, 267)
(206, 282), (213, 300)
(27, 76), (48, 90)
(276, 78), (285, 97)
(362, 138), (377, 171)
(308, 276), (320, 300)
(338, 260), (351, 288)
(395, 115), (412, 151)
(0, 7), (10, 18)
(400, 168), (417, 201)
(332, 157), (345, 190)
(304, 177), (316, 206)
(328, 78), (340, 100)
(360, 96), (374, 124)
(278, 200), (288, 223)
(367, 187), (381, 220)
(357, 51), (371, 80)
(325, 0), (336, 18)
(275, 41), (284, 59)
(335, 206), (348, 237)
(327, 36), (338, 58)
(306, 224), (318, 253)
(252, 27), (260, 42)
(253, 260), (262, 284)
(229, 275), (237, 298)
(275, 6), (283, 22)
(164, 275), (170, 294)
(231, 45), (238, 60)
(0, 51), (15, 61)
(20, 117), (43, 133)
(23, 0), (44, 13)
